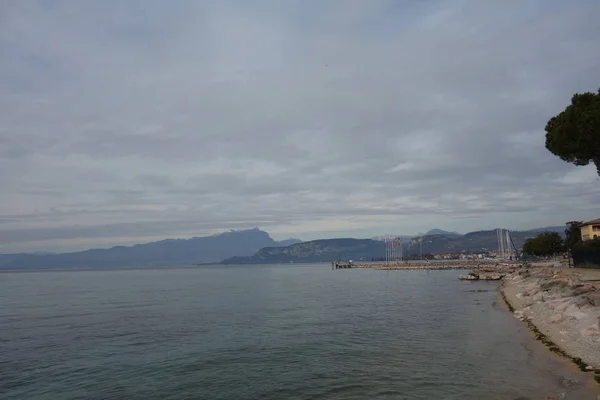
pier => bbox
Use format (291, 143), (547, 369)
(331, 259), (521, 272)
(332, 261), (353, 269)
(348, 260), (519, 271)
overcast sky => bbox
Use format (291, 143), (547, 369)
(1, 0), (600, 253)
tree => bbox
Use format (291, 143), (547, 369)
(565, 221), (582, 251)
(571, 237), (600, 268)
(522, 231), (564, 257)
(545, 89), (600, 177)
(564, 221), (582, 267)
(522, 237), (536, 256)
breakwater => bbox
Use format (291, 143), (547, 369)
(353, 260), (517, 273)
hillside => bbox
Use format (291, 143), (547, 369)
(0, 229), (301, 270)
(1, 225), (568, 268)
(224, 227), (566, 264)
(402, 228), (565, 256)
(425, 228), (461, 237)
(222, 238), (382, 264)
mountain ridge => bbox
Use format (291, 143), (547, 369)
(223, 227), (568, 264)
(424, 228), (461, 236)
(1, 225), (568, 269)
(0, 228), (301, 270)
(222, 238), (382, 264)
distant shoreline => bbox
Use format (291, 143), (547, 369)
(352, 259), (515, 270)
(0, 265), (212, 273)
(0, 259), (516, 272)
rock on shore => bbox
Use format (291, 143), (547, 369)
(501, 267), (600, 373)
(459, 264), (517, 280)
(355, 261), (518, 272)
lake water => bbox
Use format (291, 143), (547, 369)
(1, 265), (597, 399)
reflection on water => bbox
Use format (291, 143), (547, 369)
(0, 265), (597, 399)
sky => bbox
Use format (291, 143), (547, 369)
(1, 0), (600, 253)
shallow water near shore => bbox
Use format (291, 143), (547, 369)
(1, 265), (598, 399)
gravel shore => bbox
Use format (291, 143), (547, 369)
(500, 267), (600, 377)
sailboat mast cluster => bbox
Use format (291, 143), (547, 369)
(496, 229), (515, 259)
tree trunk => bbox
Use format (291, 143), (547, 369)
(594, 156), (600, 178)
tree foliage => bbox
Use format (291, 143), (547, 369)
(545, 89), (600, 177)
(522, 231), (564, 256)
(564, 220), (582, 251)
(573, 237), (600, 252)
(571, 237), (600, 268)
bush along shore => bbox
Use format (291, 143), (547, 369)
(500, 267), (600, 385)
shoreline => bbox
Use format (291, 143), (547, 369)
(353, 260), (518, 271)
(499, 267), (600, 386)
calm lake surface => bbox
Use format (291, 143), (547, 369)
(1, 265), (597, 399)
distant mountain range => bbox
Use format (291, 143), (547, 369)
(223, 226), (568, 264)
(222, 238), (383, 264)
(0, 229), (301, 270)
(520, 226), (566, 234)
(371, 234), (414, 242)
(402, 228), (564, 256)
(372, 229), (462, 242)
(423, 228), (462, 237)
(0, 225), (568, 269)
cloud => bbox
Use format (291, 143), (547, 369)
(1, 0), (600, 252)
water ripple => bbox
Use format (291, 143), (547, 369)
(0, 266), (597, 400)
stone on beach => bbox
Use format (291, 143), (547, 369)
(587, 292), (600, 307)
(501, 267), (600, 369)
(532, 292), (544, 302)
(581, 325), (599, 337)
(549, 313), (563, 323)
(513, 310), (526, 321)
